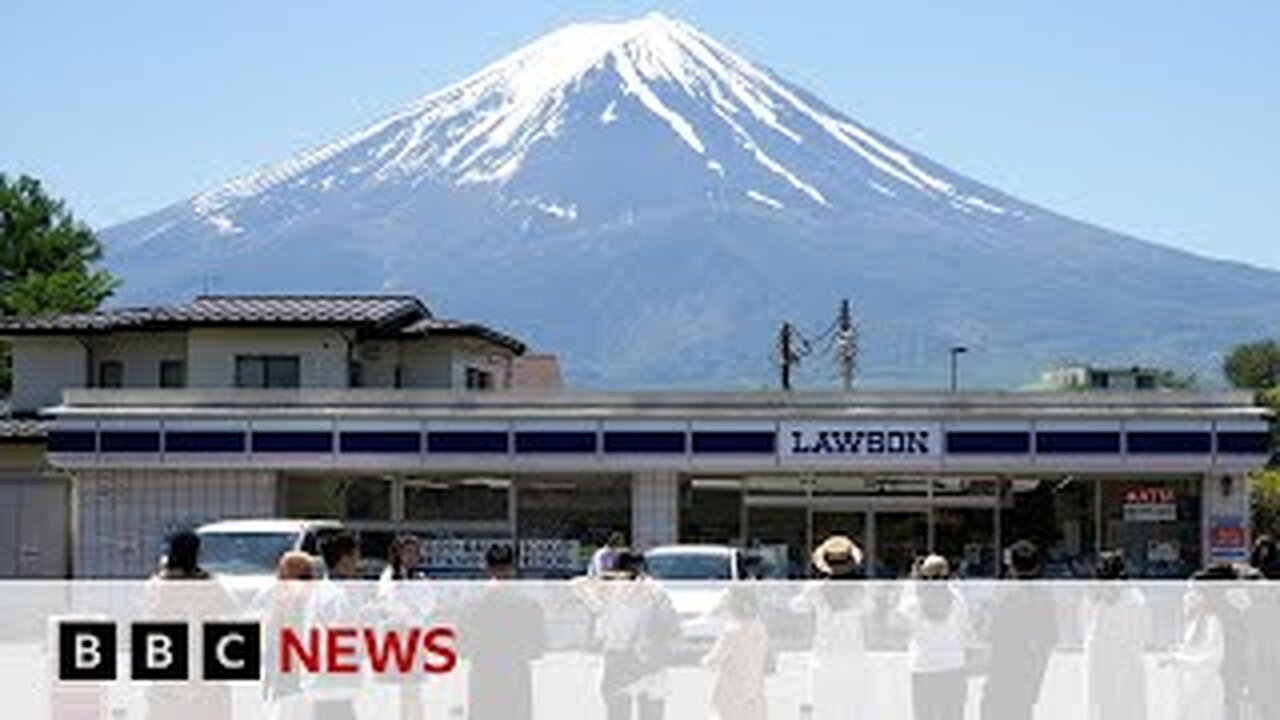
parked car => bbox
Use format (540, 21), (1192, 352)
(642, 545), (746, 659)
(194, 519), (344, 577)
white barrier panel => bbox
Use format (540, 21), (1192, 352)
(5, 580), (1280, 719)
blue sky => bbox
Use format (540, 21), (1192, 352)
(3, 2), (1278, 269)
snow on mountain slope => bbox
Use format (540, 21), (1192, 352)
(103, 13), (1280, 388)
(182, 13), (1010, 236)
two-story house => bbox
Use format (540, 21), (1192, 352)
(6, 294), (535, 414)
(0, 294), (548, 576)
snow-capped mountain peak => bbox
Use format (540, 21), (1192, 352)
(107, 14), (1280, 390)
(190, 13), (1008, 226)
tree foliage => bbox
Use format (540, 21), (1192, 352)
(1224, 339), (1280, 390)
(0, 173), (119, 316)
(1, 173), (121, 393)
(1254, 469), (1280, 538)
(1252, 389), (1280, 536)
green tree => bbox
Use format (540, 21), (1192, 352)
(1, 173), (121, 390)
(1224, 339), (1280, 390)
(1255, 468), (1280, 539)
(1, 174), (119, 315)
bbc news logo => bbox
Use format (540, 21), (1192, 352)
(58, 622), (457, 681)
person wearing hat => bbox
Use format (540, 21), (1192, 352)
(896, 555), (971, 720)
(789, 535), (871, 720)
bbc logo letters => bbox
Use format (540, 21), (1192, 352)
(59, 621), (261, 681)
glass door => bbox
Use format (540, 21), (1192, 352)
(871, 511), (929, 578)
(745, 506), (809, 578)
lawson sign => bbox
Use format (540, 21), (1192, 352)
(780, 422), (941, 464)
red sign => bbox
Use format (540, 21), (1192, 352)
(1211, 525), (1247, 549)
(1124, 487), (1176, 505)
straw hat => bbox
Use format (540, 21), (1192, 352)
(812, 535), (865, 576)
(916, 554), (950, 579)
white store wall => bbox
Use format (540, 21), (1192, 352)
(73, 469), (277, 577)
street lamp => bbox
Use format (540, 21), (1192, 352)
(949, 346), (968, 392)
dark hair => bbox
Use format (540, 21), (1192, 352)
(1095, 551), (1127, 580)
(1007, 540), (1041, 578)
(166, 530), (201, 574)
(322, 532), (359, 570)
(612, 550), (646, 577)
(387, 534), (420, 579)
(485, 542), (516, 570)
(1252, 536), (1280, 579)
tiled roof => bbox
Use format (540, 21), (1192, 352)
(0, 294), (528, 354)
(160, 295), (426, 325)
(0, 307), (159, 332)
(0, 295), (427, 332)
(396, 318), (527, 354)
(0, 418), (48, 442)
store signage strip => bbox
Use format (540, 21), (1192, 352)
(780, 422), (942, 462)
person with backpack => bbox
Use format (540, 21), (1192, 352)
(578, 550), (680, 720)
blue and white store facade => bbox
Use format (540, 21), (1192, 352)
(47, 390), (1272, 579)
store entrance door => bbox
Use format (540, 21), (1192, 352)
(743, 501), (925, 578)
(870, 511), (929, 578)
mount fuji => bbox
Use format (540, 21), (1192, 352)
(103, 13), (1280, 388)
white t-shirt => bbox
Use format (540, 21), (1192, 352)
(896, 584), (969, 674)
(789, 582), (870, 661)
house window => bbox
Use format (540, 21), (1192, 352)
(465, 367), (493, 390)
(235, 355), (301, 388)
(1089, 372), (1110, 389)
(1135, 374), (1155, 390)
(98, 360), (123, 388)
(159, 360), (185, 388)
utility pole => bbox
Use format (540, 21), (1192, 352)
(778, 321), (797, 391)
(835, 299), (857, 391)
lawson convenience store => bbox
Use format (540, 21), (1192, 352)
(45, 389), (1272, 579)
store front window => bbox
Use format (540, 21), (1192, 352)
(1002, 477), (1097, 578)
(933, 479), (999, 578)
(517, 474), (630, 578)
(680, 478), (743, 546)
(283, 475), (392, 521)
(1101, 477), (1202, 578)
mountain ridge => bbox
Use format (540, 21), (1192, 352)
(102, 13), (1280, 388)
